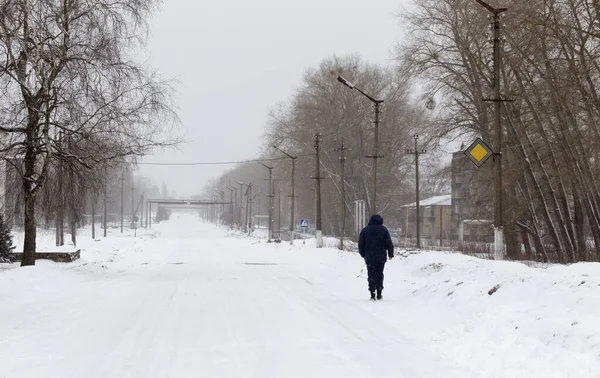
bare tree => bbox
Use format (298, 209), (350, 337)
(204, 55), (431, 237)
(399, 0), (600, 262)
(0, 0), (180, 266)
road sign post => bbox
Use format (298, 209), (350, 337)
(300, 219), (309, 233)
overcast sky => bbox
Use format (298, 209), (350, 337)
(139, 0), (412, 197)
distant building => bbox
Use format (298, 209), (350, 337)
(400, 195), (452, 241)
(450, 145), (494, 242)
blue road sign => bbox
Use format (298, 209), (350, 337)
(300, 219), (309, 229)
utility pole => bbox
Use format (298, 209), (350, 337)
(336, 76), (384, 214)
(336, 138), (349, 250)
(141, 193), (145, 230)
(408, 135), (426, 249)
(250, 189), (259, 232)
(312, 132), (324, 248)
(91, 197), (96, 240)
(367, 101), (383, 215)
(245, 184), (252, 232)
(480, 0), (508, 261)
(440, 207), (444, 247)
(278, 188), (282, 239)
(232, 187), (238, 227)
(103, 165), (107, 238)
(131, 184), (134, 229)
(219, 190), (225, 224)
(227, 187), (234, 229)
(273, 145), (298, 245)
(259, 163), (274, 242)
(56, 132), (64, 246)
(235, 181), (246, 231)
(66, 134), (77, 246)
(120, 173), (124, 233)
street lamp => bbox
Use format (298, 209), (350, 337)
(273, 145), (298, 246)
(337, 75), (384, 214)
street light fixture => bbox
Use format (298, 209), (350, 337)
(273, 145), (298, 246)
(337, 75), (384, 214)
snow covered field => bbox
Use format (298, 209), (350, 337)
(1, 214), (600, 377)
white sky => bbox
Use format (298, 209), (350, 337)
(139, 0), (412, 197)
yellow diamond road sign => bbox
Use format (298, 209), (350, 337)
(465, 137), (494, 167)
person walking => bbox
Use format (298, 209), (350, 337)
(358, 214), (394, 301)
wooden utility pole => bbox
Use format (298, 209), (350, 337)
(408, 135), (426, 249)
(336, 138), (349, 250)
(313, 132), (323, 248)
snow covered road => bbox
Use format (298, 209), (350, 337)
(2, 214), (600, 377)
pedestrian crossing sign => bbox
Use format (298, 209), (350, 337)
(300, 219), (309, 228)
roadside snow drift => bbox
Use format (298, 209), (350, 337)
(1, 214), (599, 378)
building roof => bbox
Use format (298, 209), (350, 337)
(400, 194), (451, 208)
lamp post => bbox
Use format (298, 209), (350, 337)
(337, 75), (384, 215)
(273, 145), (298, 246)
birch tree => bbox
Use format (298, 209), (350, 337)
(0, 0), (179, 266)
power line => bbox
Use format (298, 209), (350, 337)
(137, 154), (313, 166)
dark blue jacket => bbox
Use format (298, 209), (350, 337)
(358, 214), (394, 262)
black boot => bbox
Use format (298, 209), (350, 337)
(370, 290), (376, 301)
(376, 288), (383, 300)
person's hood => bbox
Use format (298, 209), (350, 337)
(368, 214), (384, 226)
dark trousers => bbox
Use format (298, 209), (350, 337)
(366, 260), (386, 292)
